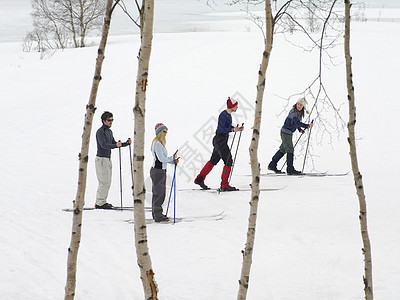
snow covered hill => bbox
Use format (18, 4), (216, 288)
(1, 7), (399, 300)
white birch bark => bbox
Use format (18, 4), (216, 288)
(132, 1), (158, 299)
(64, 0), (114, 299)
(344, 1), (374, 299)
(237, 1), (273, 299)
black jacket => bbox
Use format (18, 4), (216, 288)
(96, 124), (127, 158)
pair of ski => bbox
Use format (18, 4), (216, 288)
(63, 207), (225, 224)
(124, 210), (226, 224)
(179, 186), (286, 193)
(263, 171), (349, 177)
(62, 206), (151, 212)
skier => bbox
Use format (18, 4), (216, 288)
(194, 97), (244, 191)
(95, 111), (131, 209)
(267, 97), (313, 175)
(150, 123), (179, 222)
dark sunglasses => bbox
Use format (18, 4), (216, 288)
(107, 119), (114, 122)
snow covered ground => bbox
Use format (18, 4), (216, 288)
(1, 2), (399, 300)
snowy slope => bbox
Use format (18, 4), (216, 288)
(1, 9), (399, 300)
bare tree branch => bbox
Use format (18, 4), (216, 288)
(117, 0), (141, 28)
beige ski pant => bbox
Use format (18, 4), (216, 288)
(95, 156), (112, 205)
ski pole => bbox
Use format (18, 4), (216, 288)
(128, 142), (134, 194)
(166, 160), (177, 215)
(229, 123), (244, 182)
(166, 150), (178, 215)
(173, 162), (177, 223)
(301, 120), (314, 173)
(118, 141), (123, 210)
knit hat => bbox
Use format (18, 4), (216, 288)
(155, 123), (168, 135)
(297, 97), (308, 108)
(227, 97), (238, 109)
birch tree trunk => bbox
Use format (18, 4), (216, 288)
(64, 1), (114, 299)
(237, 1), (273, 299)
(344, 1), (373, 299)
(132, 1), (158, 299)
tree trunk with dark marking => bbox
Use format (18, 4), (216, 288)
(132, 1), (158, 299)
(344, 1), (373, 299)
(237, 1), (273, 299)
(64, 1), (114, 299)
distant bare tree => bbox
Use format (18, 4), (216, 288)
(132, 1), (159, 299)
(64, 1), (118, 299)
(344, 1), (373, 299)
(25, 0), (105, 51)
(305, 0), (322, 33)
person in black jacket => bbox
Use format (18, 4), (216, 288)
(95, 111), (131, 209)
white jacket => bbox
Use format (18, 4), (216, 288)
(151, 141), (175, 170)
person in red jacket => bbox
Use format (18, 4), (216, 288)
(194, 97), (244, 191)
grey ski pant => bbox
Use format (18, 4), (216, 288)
(95, 156), (112, 205)
(150, 167), (167, 221)
(279, 132), (294, 154)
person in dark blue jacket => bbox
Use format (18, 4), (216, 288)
(95, 111), (131, 209)
(268, 98), (313, 175)
(194, 97), (244, 191)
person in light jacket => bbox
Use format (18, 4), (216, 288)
(150, 123), (179, 222)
